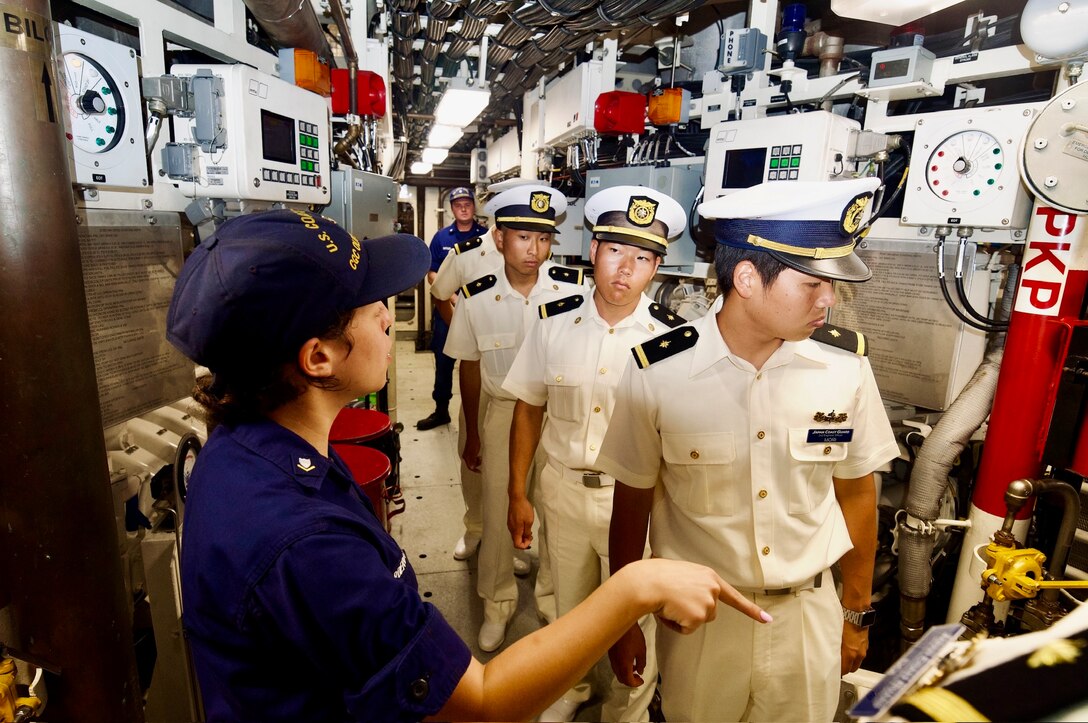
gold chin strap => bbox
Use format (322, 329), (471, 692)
(746, 233), (855, 259)
(593, 225), (668, 249)
(497, 215), (557, 228)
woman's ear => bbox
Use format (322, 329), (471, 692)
(296, 337), (336, 379)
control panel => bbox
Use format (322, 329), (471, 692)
(164, 64), (330, 204)
(703, 111), (860, 199)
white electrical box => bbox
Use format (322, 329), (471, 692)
(541, 61), (607, 148)
(900, 105), (1037, 229)
(485, 128), (521, 178)
(166, 64), (330, 204)
(703, 111), (860, 199)
(57, 24), (148, 190)
(868, 46), (936, 89)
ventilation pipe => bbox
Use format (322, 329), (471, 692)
(243, 0), (333, 63)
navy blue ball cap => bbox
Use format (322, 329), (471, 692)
(448, 186), (474, 202)
(166, 209), (429, 371)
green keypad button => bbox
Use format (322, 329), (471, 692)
(770, 158), (780, 168)
(790, 157), (800, 168)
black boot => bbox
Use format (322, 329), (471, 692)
(416, 405), (451, 430)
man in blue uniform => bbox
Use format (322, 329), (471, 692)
(418, 186), (489, 430)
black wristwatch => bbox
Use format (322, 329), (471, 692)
(842, 606), (876, 627)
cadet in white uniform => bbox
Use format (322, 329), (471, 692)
(444, 184), (586, 651)
(598, 178), (901, 722)
(503, 186), (688, 722)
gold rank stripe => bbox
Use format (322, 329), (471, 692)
(900, 688), (989, 722)
(593, 225), (668, 248)
(496, 215), (557, 227)
(746, 233), (855, 259)
(855, 332), (866, 356)
(634, 344), (651, 369)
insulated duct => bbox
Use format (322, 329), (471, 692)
(897, 264), (1019, 646)
(243, 0), (333, 63)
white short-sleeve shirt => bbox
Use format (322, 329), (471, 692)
(443, 261), (586, 401)
(503, 293), (681, 471)
(595, 295), (900, 590)
(430, 230), (500, 300)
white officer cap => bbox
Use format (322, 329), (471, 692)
(585, 185), (687, 256)
(698, 177), (881, 282)
(482, 184), (568, 234)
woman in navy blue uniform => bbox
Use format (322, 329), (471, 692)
(165, 208), (770, 721)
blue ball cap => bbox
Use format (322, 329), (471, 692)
(448, 186), (474, 202)
(166, 209), (430, 372)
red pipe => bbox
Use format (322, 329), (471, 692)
(971, 206), (1085, 518)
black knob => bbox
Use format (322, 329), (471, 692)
(80, 90), (106, 114)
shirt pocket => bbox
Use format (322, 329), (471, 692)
(661, 431), (736, 516)
(787, 427), (848, 515)
(544, 363), (586, 422)
(477, 333), (517, 378)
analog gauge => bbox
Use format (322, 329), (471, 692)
(63, 52), (126, 154)
(925, 129), (1005, 203)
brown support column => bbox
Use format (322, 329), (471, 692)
(0, 1), (143, 719)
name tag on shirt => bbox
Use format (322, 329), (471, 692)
(807, 428), (854, 443)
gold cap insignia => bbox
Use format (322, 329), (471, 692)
(530, 192), (551, 214)
(627, 196), (659, 227)
(840, 192), (873, 237)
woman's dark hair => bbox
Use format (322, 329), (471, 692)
(192, 308), (357, 431)
(714, 244), (788, 297)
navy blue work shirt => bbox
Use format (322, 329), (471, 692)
(429, 221), (488, 273)
(181, 418), (471, 721)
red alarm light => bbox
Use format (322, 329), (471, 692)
(594, 91), (646, 135)
(331, 69), (387, 118)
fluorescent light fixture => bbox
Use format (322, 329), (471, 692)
(410, 160), (432, 174)
(434, 79), (491, 127)
(398, 183), (411, 199)
(427, 123), (464, 149)
(830, 0), (967, 25)
(422, 147), (449, 165)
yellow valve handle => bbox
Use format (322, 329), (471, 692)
(1033, 580), (1088, 589)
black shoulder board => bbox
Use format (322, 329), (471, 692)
(548, 265), (585, 285)
(811, 324), (867, 356)
(459, 274), (497, 298)
(539, 294), (584, 319)
(632, 326), (699, 369)
(453, 236), (483, 255)
(648, 303), (683, 329)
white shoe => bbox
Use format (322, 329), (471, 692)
(513, 555), (531, 577)
(537, 696), (583, 722)
(478, 620), (506, 652)
(453, 533), (481, 561)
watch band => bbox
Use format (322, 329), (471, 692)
(842, 605), (876, 627)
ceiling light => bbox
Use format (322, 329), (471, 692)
(398, 183), (411, 199)
(422, 147), (449, 165)
(830, 0), (967, 26)
(410, 160), (433, 174)
(427, 123), (464, 149)
(434, 79), (491, 127)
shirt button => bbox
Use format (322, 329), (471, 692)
(594, 406), (601, 413)
(494, 294), (501, 301)
(525, 299), (529, 305)
(762, 546), (770, 556)
(756, 431), (765, 440)
(599, 368), (607, 375)
(649, 323), (655, 332)
(756, 373), (763, 380)
(575, 317), (582, 324)
(590, 444), (596, 451)
(409, 677), (430, 701)
(555, 375), (563, 382)
(553, 284), (559, 290)
(608, 328), (615, 334)
(823, 446), (832, 455)
(758, 489), (768, 499)
(690, 450), (700, 460)
(494, 341), (501, 348)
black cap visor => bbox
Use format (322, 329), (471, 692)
(766, 248), (872, 283)
(593, 230), (667, 256)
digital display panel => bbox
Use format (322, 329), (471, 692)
(873, 58), (911, 81)
(722, 147), (768, 189)
(261, 109), (296, 165)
